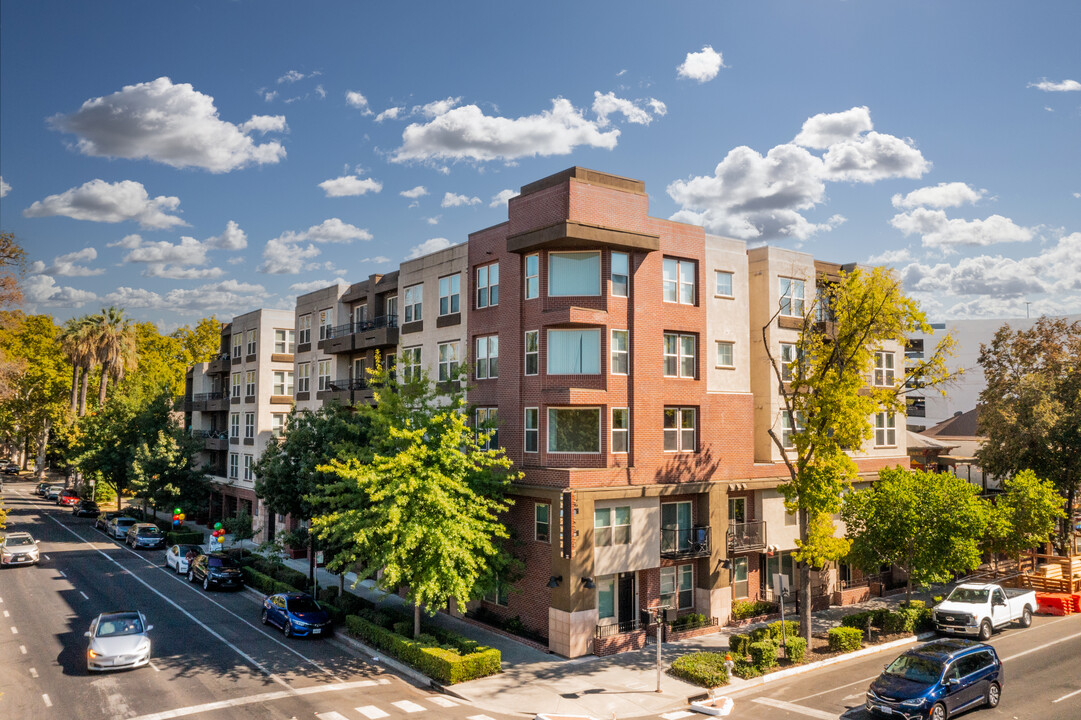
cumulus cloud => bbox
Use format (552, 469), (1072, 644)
(392, 98), (620, 164)
(204, 220), (248, 250)
(23, 179), (186, 229)
(112, 221), (246, 277)
(29, 247), (104, 277)
(0, 176), (10, 197)
(891, 182), (986, 209)
(318, 175), (383, 197)
(22, 275), (98, 307)
(405, 237), (453, 260)
(102, 278), (268, 314)
(259, 218), (373, 274)
(414, 97), (461, 118)
(278, 218), (373, 244)
(866, 248), (913, 265)
(442, 192), (481, 208)
(592, 91), (665, 127)
(49, 77), (287, 172)
(345, 91), (373, 115)
(677, 45), (725, 83)
(427, 216), (440, 225)
(400, 185), (428, 199)
(277, 70), (306, 84)
(288, 277), (349, 295)
(376, 107), (403, 123)
(1027, 78), (1081, 92)
(490, 189), (517, 207)
(890, 209), (1034, 250)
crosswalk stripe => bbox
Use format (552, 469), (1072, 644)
(467, 716), (498, 720)
(316, 713), (350, 720)
(661, 712), (696, 720)
(391, 700), (427, 713)
(355, 707), (389, 719)
(427, 696), (459, 707)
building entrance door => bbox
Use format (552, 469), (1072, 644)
(617, 572), (635, 628)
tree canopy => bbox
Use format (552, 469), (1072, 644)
(983, 469), (1066, 568)
(131, 427), (210, 515)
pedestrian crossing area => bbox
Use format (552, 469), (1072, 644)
(315, 694), (497, 720)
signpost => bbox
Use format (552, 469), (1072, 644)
(773, 573), (791, 656)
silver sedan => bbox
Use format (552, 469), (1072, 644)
(85, 611), (153, 672)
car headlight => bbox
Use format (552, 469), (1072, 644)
(88, 649), (98, 658)
(900, 698), (925, 707)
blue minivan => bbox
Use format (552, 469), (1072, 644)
(866, 639), (1002, 719)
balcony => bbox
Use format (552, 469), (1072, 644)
(323, 315), (399, 354)
(660, 526), (712, 559)
(207, 352), (231, 375)
(190, 428), (229, 451)
(317, 377), (375, 406)
(727, 521), (766, 553)
(190, 391), (225, 412)
(907, 397), (926, 418)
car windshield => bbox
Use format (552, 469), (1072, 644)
(946, 587), (989, 604)
(179, 545), (200, 555)
(4, 536), (35, 547)
(137, 527), (162, 536)
(116, 518), (136, 526)
(287, 597), (322, 613)
(96, 615), (144, 637)
(884, 655), (944, 684)
(208, 557), (238, 568)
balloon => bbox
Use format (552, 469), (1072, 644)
(214, 522), (223, 530)
(217, 535), (225, 543)
(174, 508), (182, 514)
(178, 513), (185, 521)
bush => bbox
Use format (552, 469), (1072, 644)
(671, 612), (711, 631)
(840, 611), (875, 630)
(732, 599), (775, 620)
(167, 530), (205, 545)
(248, 556), (310, 590)
(749, 640), (777, 671)
(732, 660), (761, 679)
(932, 595), (944, 604)
(767, 620), (800, 643)
(241, 566), (297, 597)
(729, 633), (751, 658)
(900, 599), (925, 610)
(783, 636), (807, 663)
(828, 627), (863, 652)
(877, 610), (908, 634)
(669, 652), (730, 688)
(915, 607), (935, 633)
(749, 626), (772, 643)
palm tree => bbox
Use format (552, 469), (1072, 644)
(60, 316), (96, 414)
(90, 307), (137, 407)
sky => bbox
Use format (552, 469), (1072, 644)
(1, 1), (1079, 331)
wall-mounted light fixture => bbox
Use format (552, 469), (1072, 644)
(581, 577), (596, 589)
(546, 575), (562, 589)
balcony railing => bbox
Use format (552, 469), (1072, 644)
(324, 377), (369, 392)
(594, 619), (641, 638)
(190, 428), (228, 440)
(727, 520), (766, 553)
(660, 526), (712, 559)
(192, 391), (225, 402)
(326, 314), (399, 339)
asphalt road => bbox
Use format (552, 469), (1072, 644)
(0, 481), (512, 720)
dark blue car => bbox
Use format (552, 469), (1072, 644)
(260, 592), (332, 638)
(866, 639), (1002, 720)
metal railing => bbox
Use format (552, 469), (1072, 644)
(190, 428), (228, 440)
(727, 520), (766, 552)
(326, 314), (399, 339)
(594, 619), (641, 638)
(192, 391), (225, 402)
(324, 377), (369, 392)
(660, 526), (712, 558)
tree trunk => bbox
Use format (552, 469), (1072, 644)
(414, 603), (421, 639)
(69, 364), (79, 410)
(339, 573), (345, 596)
(308, 532), (316, 590)
(798, 507), (812, 646)
(98, 361), (110, 406)
(35, 417), (50, 480)
(79, 367), (90, 416)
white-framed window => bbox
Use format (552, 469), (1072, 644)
(272, 371), (293, 396)
(524, 408), (539, 453)
(524, 254), (539, 299)
(232, 334), (242, 358)
(476, 407), (498, 450)
(715, 341), (734, 368)
(715, 270), (734, 297)
(384, 352), (396, 380)
(524, 330), (539, 375)
(875, 412), (897, 447)
(438, 341), (460, 382)
(318, 309), (332, 341)
(663, 333), (696, 378)
(535, 503), (550, 542)
(244, 412), (255, 439)
(296, 363), (310, 393)
(597, 576), (616, 621)
(610, 330), (629, 375)
(317, 360), (331, 391)
(404, 284), (423, 323)
(485, 576), (509, 607)
(243, 454), (254, 481)
(782, 411), (804, 449)
(874, 351), (895, 387)
(475, 335), (498, 379)
(547, 329), (601, 375)
(779, 277), (805, 317)
(274, 329), (295, 354)
(476, 263), (499, 308)
(385, 295), (398, 321)
(547, 407), (601, 453)
(231, 372), (241, 398)
(246, 329), (257, 356)
(611, 408), (629, 453)
(732, 556), (749, 599)
(229, 453), (239, 479)
(664, 407), (696, 452)
(549, 251), (600, 296)
(271, 413), (286, 438)
(611, 251), (629, 297)
(401, 347), (421, 382)
(229, 412), (240, 439)
(244, 370), (256, 397)
(353, 304), (368, 326)
(660, 565), (694, 610)
(438, 274), (460, 316)
(594, 506), (631, 547)
(298, 314), (311, 345)
(780, 342), (798, 382)
(663, 257), (696, 305)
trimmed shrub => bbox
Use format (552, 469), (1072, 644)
(167, 531), (205, 546)
(749, 626), (772, 643)
(767, 620), (800, 643)
(840, 611), (875, 630)
(783, 636), (807, 663)
(671, 612), (711, 631)
(900, 599), (925, 610)
(241, 566), (297, 597)
(828, 627), (863, 652)
(878, 610), (908, 634)
(732, 599), (775, 620)
(248, 556), (310, 590)
(393, 620), (413, 637)
(732, 660), (761, 680)
(669, 652), (730, 688)
(915, 607), (935, 633)
(749, 640), (778, 671)
(729, 633), (751, 658)
(344, 615), (500, 684)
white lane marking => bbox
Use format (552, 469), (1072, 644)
(317, 713), (350, 720)
(843, 692), (865, 701)
(662, 712), (696, 719)
(57, 570), (66, 577)
(42, 694), (52, 707)
(2, 610), (8, 617)
(391, 700), (426, 713)
(468, 715), (498, 720)
(427, 695), (459, 707)
(19, 645), (27, 654)
(355, 707), (389, 719)
(753, 697), (841, 720)
(0, 596), (4, 602)
(148, 660), (161, 672)
(121, 679), (391, 720)
(29, 667), (38, 678)
(10, 626), (17, 634)
(1001, 630), (1081, 663)
(1053, 688), (1081, 703)
(80, 591), (89, 600)
(43, 554), (50, 560)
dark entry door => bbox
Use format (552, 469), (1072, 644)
(617, 572), (635, 627)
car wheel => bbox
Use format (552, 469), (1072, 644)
(930, 702), (948, 720)
(283, 621), (292, 638)
(1019, 607), (1032, 628)
(987, 681), (1001, 708)
(187, 569), (195, 583)
(261, 608), (269, 625)
(978, 620), (993, 641)
(203, 576), (210, 591)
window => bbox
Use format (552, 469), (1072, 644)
(243, 455), (254, 481)
(785, 509), (797, 526)
(231, 372), (241, 398)
(663, 501), (692, 552)
(404, 284), (423, 323)
(663, 257), (696, 305)
(732, 557), (749, 599)
(438, 341), (460, 382)
(274, 329), (295, 354)
(476, 263), (499, 308)
(715, 270), (734, 297)
(318, 310), (333, 341)
(476, 407), (498, 450)
(246, 329), (257, 356)
(549, 251), (600, 296)
(874, 351), (895, 387)
(524, 408), (539, 453)
(765, 552), (796, 599)
(781, 411), (803, 449)
(547, 407), (601, 453)
(535, 503), (550, 542)
(271, 414), (286, 438)
(660, 565), (693, 610)
(384, 352), (396, 381)
(438, 274), (460, 316)
(611, 251), (629, 297)
(547, 329), (601, 374)
(475, 335), (498, 379)
(232, 334), (242, 358)
(611, 408), (629, 453)
(244, 412), (255, 439)
(401, 347), (421, 382)
(229, 453), (238, 479)
(272, 371), (293, 396)
(875, 412), (896, 447)
(485, 577), (509, 607)
(298, 314), (311, 345)
(354, 304), (368, 325)
(296, 363), (310, 393)
(594, 506), (630, 547)
(524, 330), (539, 375)
(728, 497), (746, 524)
(317, 360), (331, 391)
(385, 295), (398, 321)
(245, 370), (256, 397)
(715, 341), (734, 368)
(524, 254), (539, 299)
(779, 277), (805, 317)
(229, 413), (240, 439)
(663, 333), (696, 378)
(664, 407), (696, 452)
(780, 342), (797, 382)
(610, 330), (629, 375)
(597, 577), (615, 620)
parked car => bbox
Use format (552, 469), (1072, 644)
(866, 639), (1002, 720)
(165, 543), (203, 574)
(1, 462), (19, 475)
(45, 485), (65, 501)
(34, 481), (53, 495)
(187, 552), (244, 591)
(72, 500), (101, 518)
(95, 512), (120, 532)
(85, 611), (153, 672)
(1, 532), (41, 567)
(933, 583), (1036, 640)
(107, 516), (139, 540)
(57, 489), (80, 507)
(125, 523), (166, 550)
(261, 592), (332, 638)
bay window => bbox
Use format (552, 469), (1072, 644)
(549, 251), (600, 296)
(547, 407), (600, 453)
(547, 329), (601, 375)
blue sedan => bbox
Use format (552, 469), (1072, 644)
(260, 592), (332, 638)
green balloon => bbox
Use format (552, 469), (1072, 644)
(214, 522), (223, 530)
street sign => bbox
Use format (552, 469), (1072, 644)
(772, 573), (790, 598)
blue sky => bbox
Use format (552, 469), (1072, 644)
(2, 1), (1078, 330)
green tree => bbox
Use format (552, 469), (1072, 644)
(174, 316), (222, 365)
(0, 232), (26, 308)
(977, 317), (1081, 550)
(842, 467), (988, 601)
(131, 427), (210, 517)
(224, 509), (258, 547)
(59, 315), (98, 415)
(88, 306), (138, 407)
(984, 469), (1066, 572)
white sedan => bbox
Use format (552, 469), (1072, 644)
(85, 611), (153, 672)
(164, 543), (203, 574)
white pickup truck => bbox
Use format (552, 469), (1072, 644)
(932, 583), (1037, 640)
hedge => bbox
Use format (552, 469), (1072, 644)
(669, 652), (730, 688)
(840, 611), (875, 629)
(732, 660), (762, 679)
(749, 640), (778, 671)
(784, 636), (807, 663)
(247, 556), (311, 590)
(732, 599), (775, 620)
(241, 566), (297, 597)
(344, 615), (500, 684)
(828, 627), (863, 652)
(767, 620), (800, 643)
(749, 626), (772, 643)
(166, 531), (204, 545)
(729, 633), (751, 658)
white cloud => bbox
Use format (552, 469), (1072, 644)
(649, 99), (668, 116)
(442, 192), (481, 208)
(866, 248), (913, 265)
(239, 115), (288, 135)
(400, 185), (428, 199)
(30, 247), (104, 277)
(259, 238), (321, 274)
(1027, 78), (1081, 92)
(22, 275), (98, 307)
(0, 176), (10, 197)
(49, 77), (287, 172)
(414, 97), (461, 118)
(318, 175), (383, 197)
(277, 70), (305, 84)
(144, 264), (224, 279)
(115, 222), (246, 276)
(345, 91), (373, 115)
(204, 220), (248, 250)
(102, 278), (268, 314)
(890, 208), (1034, 250)
(23, 179), (186, 229)
(793, 106), (874, 149)
(406, 237), (452, 260)
(280, 218), (373, 244)
(891, 182), (986, 209)
(393, 98), (620, 164)
(490, 189), (517, 207)
(427, 216), (440, 225)
(592, 91), (662, 127)
(315, 85), (326, 99)
(677, 45), (725, 83)
(821, 131), (930, 182)
(263, 90), (278, 103)
(376, 107), (403, 123)
(288, 277), (349, 295)
(259, 219), (373, 274)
